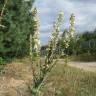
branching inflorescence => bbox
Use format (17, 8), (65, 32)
(30, 7), (40, 60)
(45, 12), (64, 65)
(29, 11), (64, 96)
(58, 13), (75, 64)
(61, 13), (75, 50)
(69, 13), (75, 39)
(29, 8), (75, 96)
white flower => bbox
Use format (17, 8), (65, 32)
(59, 11), (64, 16)
(31, 7), (41, 56)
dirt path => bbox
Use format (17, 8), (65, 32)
(0, 58), (33, 96)
(68, 61), (96, 72)
(58, 59), (96, 72)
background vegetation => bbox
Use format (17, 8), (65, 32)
(0, 0), (96, 96)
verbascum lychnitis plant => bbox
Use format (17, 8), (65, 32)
(29, 12), (64, 96)
(39, 12), (64, 96)
(60, 14), (75, 65)
(45, 12), (64, 65)
(30, 7), (40, 60)
(60, 29), (70, 65)
(62, 14), (75, 50)
(29, 7), (42, 96)
(69, 13), (76, 55)
(39, 12), (64, 85)
(29, 11), (75, 96)
(69, 13), (75, 39)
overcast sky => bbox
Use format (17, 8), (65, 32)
(34, 0), (96, 45)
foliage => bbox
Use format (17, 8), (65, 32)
(0, 57), (5, 65)
(72, 30), (96, 56)
(0, 0), (34, 58)
(1, 1), (96, 96)
(0, 0), (7, 28)
(71, 53), (96, 62)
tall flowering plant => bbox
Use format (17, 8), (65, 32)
(59, 29), (70, 65)
(45, 12), (64, 65)
(29, 7), (41, 96)
(29, 12), (64, 96)
(60, 14), (75, 64)
(69, 13), (75, 39)
(30, 7), (40, 61)
(62, 13), (75, 50)
(69, 13), (76, 55)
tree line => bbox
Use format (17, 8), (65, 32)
(0, 0), (34, 59)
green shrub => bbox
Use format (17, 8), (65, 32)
(0, 57), (5, 65)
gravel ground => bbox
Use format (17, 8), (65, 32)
(69, 61), (96, 72)
(58, 59), (96, 72)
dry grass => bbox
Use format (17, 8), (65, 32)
(0, 57), (33, 96)
(40, 63), (96, 96)
(0, 58), (96, 96)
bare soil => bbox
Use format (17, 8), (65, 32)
(69, 61), (96, 72)
(58, 59), (96, 72)
(0, 58), (33, 96)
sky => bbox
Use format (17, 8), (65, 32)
(34, 0), (96, 45)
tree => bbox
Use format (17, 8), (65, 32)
(0, 0), (35, 58)
(0, 0), (7, 27)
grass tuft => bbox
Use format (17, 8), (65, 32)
(40, 64), (96, 96)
